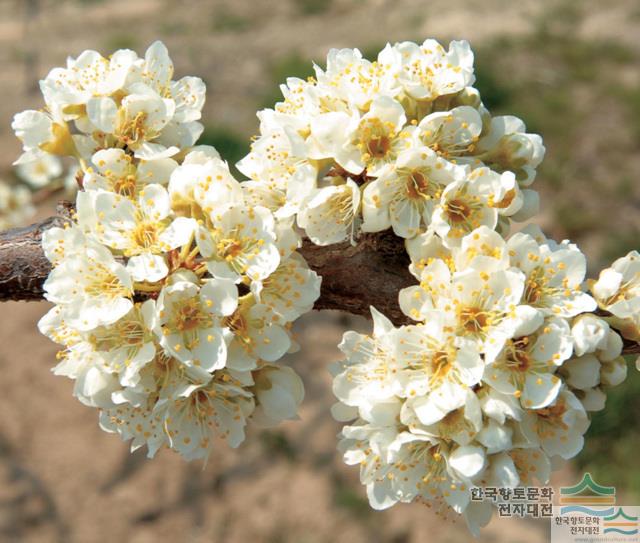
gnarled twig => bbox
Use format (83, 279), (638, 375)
(0, 202), (414, 324)
(1, 205), (640, 357)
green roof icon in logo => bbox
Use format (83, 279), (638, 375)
(561, 473), (616, 496)
(604, 508), (637, 522)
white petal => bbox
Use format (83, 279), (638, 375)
(200, 278), (238, 316)
(449, 445), (486, 479)
(521, 372), (562, 408)
(366, 480), (397, 510)
(135, 142), (179, 160)
(562, 355), (601, 390)
(87, 97), (118, 133)
(138, 184), (170, 220)
(593, 268), (623, 300)
(159, 217), (197, 249)
(126, 253), (168, 282)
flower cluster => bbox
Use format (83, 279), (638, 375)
(0, 179), (35, 230)
(0, 154), (76, 233)
(25, 42), (321, 460)
(0, 152), (75, 233)
(332, 225), (628, 533)
(238, 39), (543, 245)
(13, 41), (204, 167)
(288, 40), (635, 532)
(15, 153), (63, 189)
(591, 251), (640, 363)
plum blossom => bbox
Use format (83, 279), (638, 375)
(33, 44), (320, 464)
(80, 184), (196, 281)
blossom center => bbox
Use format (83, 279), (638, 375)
(114, 174), (138, 198)
(445, 198), (472, 223)
(92, 318), (146, 350)
(132, 222), (159, 250)
(118, 111), (150, 147)
(425, 349), (454, 388)
(224, 307), (257, 353)
(405, 171), (433, 200)
(357, 118), (396, 162)
(458, 306), (490, 334)
(524, 268), (550, 305)
(367, 136), (391, 158)
(509, 337), (531, 371)
(491, 188), (517, 209)
(217, 238), (244, 261)
(85, 264), (131, 299)
(534, 399), (569, 437)
(171, 300), (212, 332)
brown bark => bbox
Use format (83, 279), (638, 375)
(301, 232), (414, 325)
(0, 203), (72, 301)
(0, 202), (414, 324)
(1, 205), (639, 357)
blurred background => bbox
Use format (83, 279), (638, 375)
(0, 0), (639, 541)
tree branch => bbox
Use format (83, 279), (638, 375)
(0, 202), (415, 324)
(0, 203), (73, 301)
(301, 232), (414, 325)
(2, 206), (640, 357)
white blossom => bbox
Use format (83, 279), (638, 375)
(361, 147), (465, 238)
(153, 371), (255, 460)
(252, 365), (305, 426)
(43, 239), (133, 331)
(0, 180), (35, 230)
(155, 271), (237, 371)
(416, 106), (482, 163)
(197, 204), (280, 282)
(251, 252), (321, 322)
(84, 148), (177, 197)
(474, 115), (545, 187)
(15, 153), (62, 188)
(591, 251), (640, 343)
(483, 317), (572, 409)
(394, 39), (475, 101)
(430, 167), (511, 247)
(80, 184), (196, 281)
(224, 297), (291, 370)
(519, 388), (590, 459)
(507, 226), (596, 317)
(298, 178), (361, 245)
(311, 96), (410, 176)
